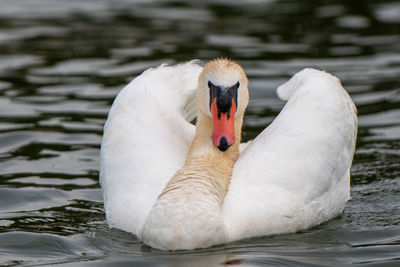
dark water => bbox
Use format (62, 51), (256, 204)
(0, 0), (399, 265)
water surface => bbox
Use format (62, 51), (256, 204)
(0, 0), (399, 266)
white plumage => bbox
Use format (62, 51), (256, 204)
(100, 61), (357, 250)
(100, 62), (200, 236)
(223, 68), (357, 240)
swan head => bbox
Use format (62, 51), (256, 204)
(197, 59), (249, 151)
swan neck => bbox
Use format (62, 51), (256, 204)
(159, 111), (244, 205)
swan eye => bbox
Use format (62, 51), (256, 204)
(208, 81), (216, 89)
(208, 81), (239, 89)
(208, 81), (239, 116)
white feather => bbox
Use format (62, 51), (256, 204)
(100, 61), (202, 237)
(100, 65), (357, 248)
(223, 68), (357, 241)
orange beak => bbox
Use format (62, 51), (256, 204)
(211, 98), (236, 151)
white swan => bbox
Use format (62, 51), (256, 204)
(100, 59), (357, 250)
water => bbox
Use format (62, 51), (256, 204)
(0, 0), (399, 265)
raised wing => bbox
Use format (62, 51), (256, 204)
(223, 68), (357, 241)
(100, 61), (202, 236)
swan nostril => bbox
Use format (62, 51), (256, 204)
(217, 136), (230, 151)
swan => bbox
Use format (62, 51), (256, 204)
(99, 59), (357, 250)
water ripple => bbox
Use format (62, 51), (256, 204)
(0, 0), (399, 265)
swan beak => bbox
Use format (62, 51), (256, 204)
(211, 98), (236, 151)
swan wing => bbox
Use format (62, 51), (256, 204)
(100, 61), (202, 236)
(223, 68), (357, 241)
